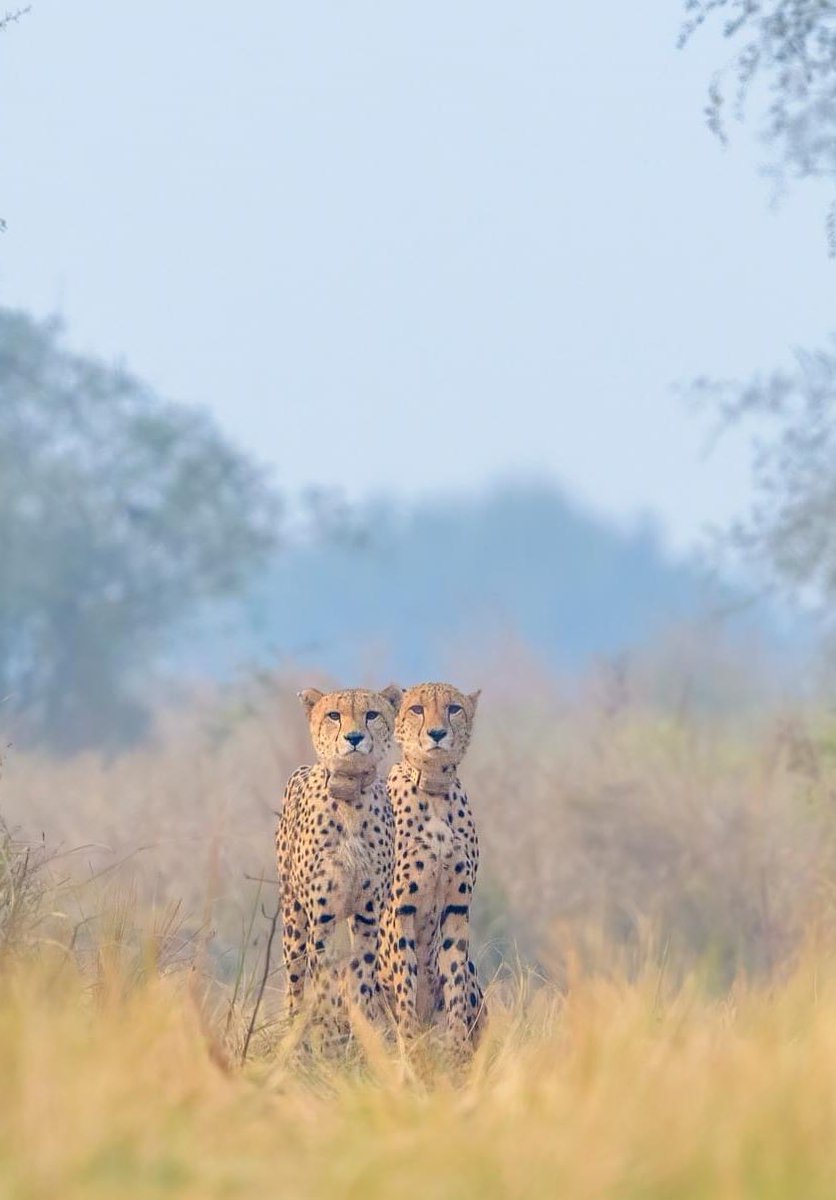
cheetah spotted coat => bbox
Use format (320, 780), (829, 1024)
(276, 687), (399, 1034)
(378, 683), (485, 1043)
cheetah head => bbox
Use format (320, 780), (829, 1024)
(394, 681), (480, 773)
(298, 686), (402, 776)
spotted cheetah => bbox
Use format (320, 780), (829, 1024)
(276, 685), (400, 1035)
(378, 682), (485, 1045)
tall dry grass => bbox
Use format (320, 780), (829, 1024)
(2, 659), (836, 1195)
(2, 661), (834, 984)
(4, 928), (836, 1198)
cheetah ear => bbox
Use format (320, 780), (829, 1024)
(467, 689), (481, 715)
(298, 688), (324, 715)
(381, 684), (403, 715)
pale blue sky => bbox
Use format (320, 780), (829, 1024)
(1, 0), (834, 551)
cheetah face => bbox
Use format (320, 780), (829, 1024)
(394, 682), (480, 770)
(298, 686), (401, 774)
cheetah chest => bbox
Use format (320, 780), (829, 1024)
(330, 801), (378, 898)
(290, 781), (388, 916)
(411, 805), (462, 925)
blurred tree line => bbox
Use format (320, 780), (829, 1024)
(0, 310), (279, 751)
(3, 4), (835, 755)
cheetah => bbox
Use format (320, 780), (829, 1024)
(276, 685), (401, 1035)
(378, 682), (485, 1045)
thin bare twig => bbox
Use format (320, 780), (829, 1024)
(241, 900), (281, 1064)
(0, 6), (31, 33)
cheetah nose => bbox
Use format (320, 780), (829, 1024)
(344, 731), (365, 747)
(428, 728), (447, 744)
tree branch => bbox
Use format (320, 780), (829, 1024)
(0, 7), (31, 32)
(241, 900), (281, 1065)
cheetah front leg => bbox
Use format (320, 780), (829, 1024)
(347, 891), (384, 1021)
(280, 889), (309, 1019)
(385, 902), (421, 1035)
(305, 913), (350, 1040)
(304, 858), (359, 1039)
(437, 903), (483, 1045)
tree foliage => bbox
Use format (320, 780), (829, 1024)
(0, 309), (279, 750)
(681, 1), (836, 193)
(692, 343), (836, 604)
(681, 5), (836, 592)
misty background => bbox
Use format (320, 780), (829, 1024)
(4, 0), (836, 1006)
(2, 1), (836, 752)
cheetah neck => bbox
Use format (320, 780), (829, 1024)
(325, 765), (377, 804)
(404, 759), (457, 798)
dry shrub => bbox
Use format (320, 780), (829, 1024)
(476, 694), (832, 984)
(0, 818), (55, 962)
(1, 651), (835, 986)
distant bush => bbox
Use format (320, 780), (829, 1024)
(2, 652), (833, 986)
(0, 818), (50, 962)
(0, 309), (280, 751)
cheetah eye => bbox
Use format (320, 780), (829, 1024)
(326, 711), (341, 721)
(409, 705), (424, 715)
(366, 710), (380, 721)
(448, 703), (463, 715)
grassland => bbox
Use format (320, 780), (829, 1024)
(4, 935), (836, 1199)
(4, 660), (836, 1198)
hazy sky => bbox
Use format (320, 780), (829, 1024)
(2, 1), (835, 551)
